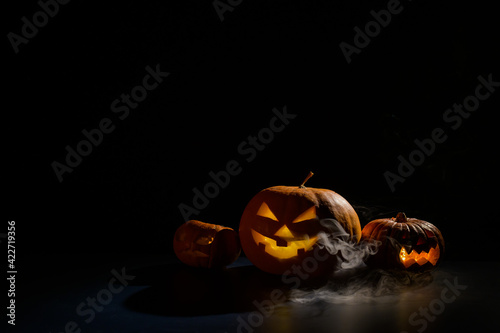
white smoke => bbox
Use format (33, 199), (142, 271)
(316, 218), (379, 270)
(290, 219), (433, 304)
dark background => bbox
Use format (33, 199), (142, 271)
(5, 0), (499, 277)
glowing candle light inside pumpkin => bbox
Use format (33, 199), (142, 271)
(399, 244), (441, 268)
(238, 172), (362, 275)
(362, 212), (444, 272)
(173, 220), (240, 268)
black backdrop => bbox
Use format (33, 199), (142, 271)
(5, 0), (499, 270)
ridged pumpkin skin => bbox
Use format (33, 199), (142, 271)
(239, 184), (361, 275)
(361, 213), (445, 272)
(173, 220), (241, 268)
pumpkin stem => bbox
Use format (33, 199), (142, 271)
(299, 171), (314, 188)
(394, 212), (408, 222)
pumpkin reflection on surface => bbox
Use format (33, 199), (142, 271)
(173, 220), (241, 268)
(361, 212), (444, 272)
(239, 173), (362, 275)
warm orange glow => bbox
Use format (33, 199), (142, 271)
(257, 202), (317, 224)
(195, 236), (214, 245)
(399, 244), (440, 268)
(251, 229), (318, 259)
(257, 202), (279, 221)
(292, 206), (317, 223)
(274, 225), (294, 238)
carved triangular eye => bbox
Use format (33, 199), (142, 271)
(293, 206), (317, 223)
(257, 202), (279, 222)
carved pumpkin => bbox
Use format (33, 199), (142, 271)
(361, 212), (444, 272)
(173, 220), (241, 268)
(239, 172), (362, 275)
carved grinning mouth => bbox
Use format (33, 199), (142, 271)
(180, 249), (209, 258)
(177, 236), (214, 258)
(399, 244), (440, 268)
(251, 229), (318, 259)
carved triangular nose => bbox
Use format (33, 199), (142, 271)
(274, 225), (294, 238)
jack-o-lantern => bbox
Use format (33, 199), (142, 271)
(239, 172), (362, 275)
(173, 220), (241, 268)
(361, 212), (444, 272)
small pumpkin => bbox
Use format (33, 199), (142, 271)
(361, 212), (444, 272)
(173, 220), (241, 268)
(239, 172), (362, 275)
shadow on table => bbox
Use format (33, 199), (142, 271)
(123, 260), (435, 317)
(123, 261), (294, 316)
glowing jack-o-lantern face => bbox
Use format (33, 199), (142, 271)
(251, 203), (319, 259)
(239, 174), (362, 275)
(361, 212), (445, 272)
(173, 220), (241, 268)
(399, 243), (440, 268)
